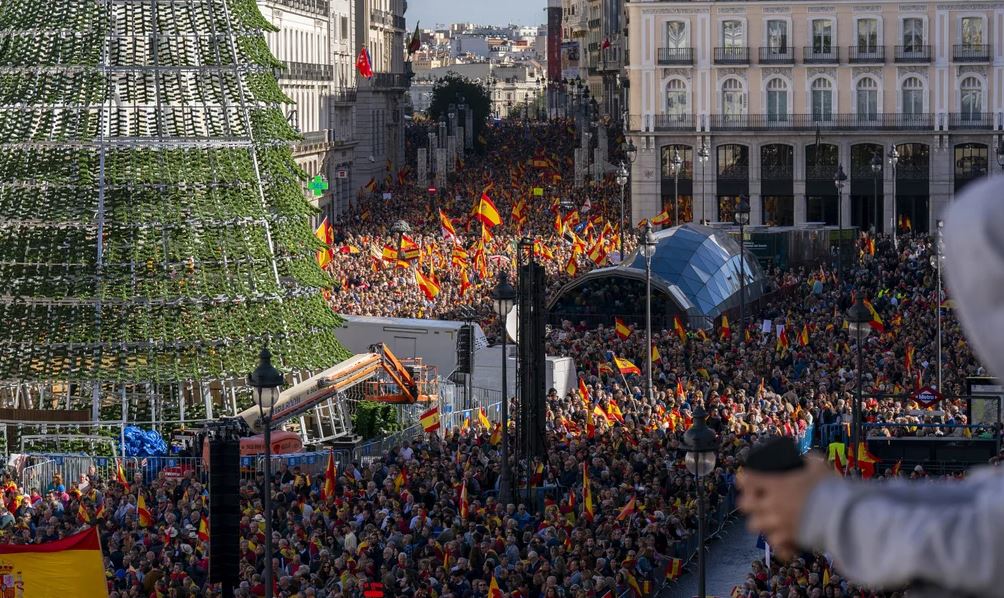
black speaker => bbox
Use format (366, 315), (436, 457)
(456, 324), (473, 374)
(208, 438), (240, 589)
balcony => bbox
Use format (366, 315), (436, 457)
(657, 47), (694, 65)
(370, 9), (392, 27)
(627, 114), (695, 131)
(948, 112), (995, 130)
(372, 72), (409, 89)
(588, 18), (601, 29)
(281, 61), (333, 81)
(714, 47), (749, 65)
(393, 15), (406, 29)
(954, 44), (991, 62)
(707, 113), (934, 132)
(758, 46), (794, 64)
(848, 46), (885, 63)
(270, 0), (329, 15)
(330, 88), (357, 104)
(803, 46), (839, 64)
(895, 45), (931, 63)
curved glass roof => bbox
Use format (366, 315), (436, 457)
(549, 224), (765, 322)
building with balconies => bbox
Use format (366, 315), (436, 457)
(625, 0), (1002, 234)
(354, 0), (410, 197)
(259, 0), (358, 223)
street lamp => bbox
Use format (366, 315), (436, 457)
(616, 162), (629, 261)
(995, 135), (1004, 169)
(490, 271), (517, 505)
(887, 145), (899, 245)
(734, 196), (751, 329)
(845, 299), (872, 476)
(870, 152), (882, 234)
(697, 142), (710, 223)
(248, 348), (285, 598)
(671, 148), (684, 225)
(683, 405), (718, 598)
(834, 164), (848, 281)
(625, 139), (638, 165)
(640, 223), (657, 401)
(931, 220), (944, 390)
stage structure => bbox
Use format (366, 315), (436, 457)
(0, 0), (349, 427)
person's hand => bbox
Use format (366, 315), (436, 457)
(737, 454), (833, 561)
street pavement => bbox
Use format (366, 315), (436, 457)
(664, 517), (763, 598)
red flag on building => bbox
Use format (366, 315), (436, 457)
(356, 47), (373, 78)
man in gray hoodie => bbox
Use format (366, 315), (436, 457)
(738, 176), (1004, 597)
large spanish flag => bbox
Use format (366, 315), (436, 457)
(0, 527), (108, 596)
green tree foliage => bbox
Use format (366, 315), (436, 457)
(0, 0), (349, 388)
(352, 401), (403, 440)
(427, 74), (491, 153)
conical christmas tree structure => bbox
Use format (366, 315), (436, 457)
(0, 0), (349, 412)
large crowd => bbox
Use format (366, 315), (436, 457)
(1, 119), (991, 598)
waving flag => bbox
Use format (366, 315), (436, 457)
(198, 515), (210, 541)
(582, 463), (594, 521)
(355, 47), (373, 78)
(905, 344), (915, 374)
(776, 327), (790, 352)
(652, 210), (671, 226)
(0, 527), (107, 595)
(476, 193), (502, 227)
(322, 449), (337, 499)
(585, 407), (595, 439)
(478, 408), (491, 430)
(863, 299), (885, 333)
(115, 458), (129, 491)
(720, 314), (731, 340)
(614, 356), (641, 376)
(415, 270), (441, 300)
(651, 344), (662, 364)
(565, 254), (578, 276)
(489, 575), (503, 598)
(439, 209), (457, 241)
(614, 317), (631, 340)
(420, 406), (441, 432)
(137, 494), (153, 527)
(578, 377), (591, 407)
(314, 217), (333, 268)
(665, 557), (683, 580)
(459, 480), (470, 519)
(673, 315), (687, 343)
(799, 324), (810, 347)
(616, 496), (637, 521)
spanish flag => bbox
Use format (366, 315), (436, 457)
(488, 575), (504, 598)
(394, 466), (408, 491)
(651, 344), (662, 364)
(585, 407), (595, 439)
(776, 328), (790, 352)
(198, 515), (210, 541)
(863, 299), (885, 333)
(137, 494), (153, 528)
(615, 496), (637, 521)
(415, 269), (441, 300)
(652, 210), (671, 226)
(0, 527), (108, 596)
(321, 449), (337, 500)
(476, 193), (502, 227)
(614, 317), (631, 340)
(478, 407), (491, 430)
(720, 314), (731, 340)
(565, 254), (578, 277)
(439, 209), (457, 240)
(673, 315), (687, 344)
(314, 217), (333, 268)
(420, 406), (441, 432)
(905, 344), (914, 374)
(799, 324), (810, 347)
(665, 557), (683, 580)
(614, 356), (641, 376)
(459, 480), (470, 519)
(582, 463), (594, 521)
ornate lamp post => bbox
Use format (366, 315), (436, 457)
(734, 196), (751, 328)
(887, 145), (899, 245)
(834, 164), (848, 281)
(640, 223), (657, 401)
(670, 148), (684, 225)
(616, 163), (629, 261)
(248, 349), (284, 598)
(697, 141), (710, 223)
(845, 299), (872, 475)
(870, 152), (882, 234)
(391, 220), (411, 266)
(684, 406), (718, 598)
(490, 272), (517, 504)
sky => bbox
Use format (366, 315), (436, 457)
(408, 0), (544, 28)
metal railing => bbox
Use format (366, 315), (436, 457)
(895, 45), (931, 63)
(281, 61), (333, 81)
(948, 112), (995, 130)
(758, 46), (793, 64)
(588, 18), (601, 29)
(369, 9), (391, 26)
(954, 44), (991, 62)
(372, 72), (409, 89)
(270, 0), (329, 15)
(393, 15), (406, 29)
(296, 130), (330, 146)
(714, 46), (749, 64)
(330, 88), (357, 104)
(707, 113), (934, 131)
(803, 46), (839, 64)
(657, 47), (694, 65)
(849, 45), (885, 63)
(652, 113), (697, 131)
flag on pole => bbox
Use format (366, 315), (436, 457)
(614, 357), (641, 376)
(614, 317), (632, 340)
(439, 209), (457, 241)
(720, 314), (731, 340)
(615, 496), (637, 521)
(863, 299), (885, 333)
(321, 449), (337, 499)
(355, 47), (373, 78)
(459, 480), (470, 519)
(488, 575), (503, 598)
(0, 527), (108, 596)
(673, 315), (687, 343)
(798, 324), (810, 347)
(478, 407), (491, 430)
(407, 21), (421, 54)
(582, 463), (594, 521)
(415, 269), (441, 300)
(665, 557), (683, 580)
(137, 494), (153, 528)
(476, 193), (502, 227)
(651, 344), (662, 364)
(198, 515), (210, 541)
(115, 458), (129, 491)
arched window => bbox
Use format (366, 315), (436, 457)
(856, 77), (878, 121)
(722, 78), (745, 116)
(766, 78), (788, 121)
(811, 78), (833, 120)
(902, 77), (924, 115)
(960, 76), (983, 119)
(666, 79), (688, 117)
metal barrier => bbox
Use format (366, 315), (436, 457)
(353, 424), (425, 461)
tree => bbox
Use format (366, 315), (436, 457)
(428, 74), (491, 153)
(0, 0), (349, 415)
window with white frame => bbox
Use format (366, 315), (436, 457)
(666, 79), (688, 117)
(722, 20), (745, 48)
(856, 77), (878, 120)
(960, 76), (983, 119)
(811, 78), (833, 120)
(766, 78), (788, 121)
(722, 78), (745, 116)
(812, 19), (833, 53)
(902, 77), (924, 115)
(767, 20), (788, 51)
(962, 17), (984, 46)
(665, 21), (687, 48)
(857, 18), (879, 52)
(903, 17), (924, 51)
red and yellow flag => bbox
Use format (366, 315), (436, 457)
(582, 463), (594, 521)
(420, 406), (441, 432)
(198, 515), (210, 541)
(459, 480), (470, 519)
(314, 217), (333, 268)
(720, 314), (731, 340)
(137, 494), (153, 528)
(905, 344), (915, 374)
(614, 317), (631, 340)
(415, 269), (441, 300)
(478, 408), (491, 430)
(652, 210), (671, 226)
(565, 254), (578, 277)
(673, 315), (687, 344)
(614, 357), (641, 376)
(798, 324), (810, 347)
(651, 344), (662, 364)
(476, 193), (502, 227)
(0, 527), (107, 596)
(616, 496), (637, 521)
(321, 449), (337, 500)
(863, 299), (885, 333)
(776, 328), (790, 352)
(488, 575), (503, 598)
(665, 557), (683, 580)
(439, 209), (457, 240)
(115, 458), (129, 491)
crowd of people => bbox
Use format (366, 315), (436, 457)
(0, 118), (990, 598)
